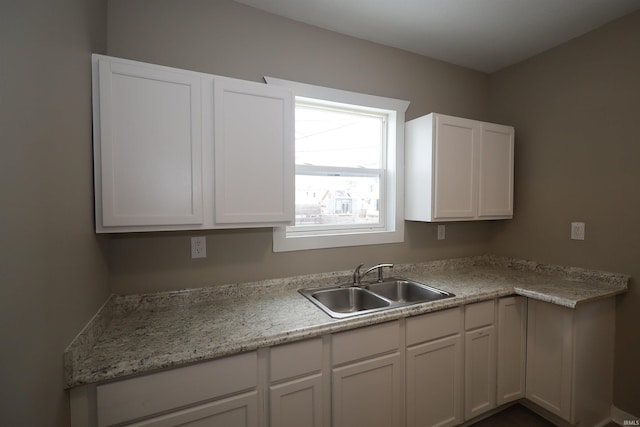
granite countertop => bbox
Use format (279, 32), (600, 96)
(64, 255), (629, 388)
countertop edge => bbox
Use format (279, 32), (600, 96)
(514, 286), (628, 308)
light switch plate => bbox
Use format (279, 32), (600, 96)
(571, 222), (585, 240)
(437, 225), (446, 240)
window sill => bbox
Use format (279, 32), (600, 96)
(272, 225), (404, 252)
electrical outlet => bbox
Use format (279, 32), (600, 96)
(191, 236), (206, 258)
(571, 222), (585, 240)
(437, 225), (446, 240)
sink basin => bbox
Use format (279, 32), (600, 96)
(299, 277), (454, 318)
(363, 279), (453, 303)
(303, 287), (390, 318)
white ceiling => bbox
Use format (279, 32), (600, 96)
(233, 0), (640, 73)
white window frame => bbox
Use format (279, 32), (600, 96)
(265, 77), (410, 252)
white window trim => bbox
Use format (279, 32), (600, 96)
(265, 77), (410, 252)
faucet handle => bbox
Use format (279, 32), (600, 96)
(361, 263), (394, 283)
(373, 263), (394, 282)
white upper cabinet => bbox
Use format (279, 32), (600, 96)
(405, 113), (514, 222)
(92, 55), (294, 233)
(213, 78), (293, 226)
(93, 55), (204, 230)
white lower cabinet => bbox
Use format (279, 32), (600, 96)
(526, 299), (572, 419)
(496, 296), (527, 405)
(127, 392), (258, 427)
(94, 351), (258, 427)
(406, 307), (464, 427)
(270, 375), (323, 427)
(331, 321), (402, 427)
(464, 300), (497, 421)
(525, 298), (615, 426)
(269, 338), (324, 427)
(332, 353), (402, 427)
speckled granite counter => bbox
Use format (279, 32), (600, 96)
(64, 255), (629, 388)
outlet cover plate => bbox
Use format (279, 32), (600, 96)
(571, 222), (585, 240)
(191, 236), (207, 258)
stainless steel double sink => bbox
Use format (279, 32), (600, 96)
(299, 277), (455, 318)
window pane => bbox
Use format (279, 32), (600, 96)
(295, 104), (384, 168)
(295, 174), (381, 227)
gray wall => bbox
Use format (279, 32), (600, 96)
(489, 10), (640, 416)
(106, 0), (495, 294)
(0, 0), (110, 425)
(3, 0), (637, 423)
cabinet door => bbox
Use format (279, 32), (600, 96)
(270, 374), (323, 427)
(332, 353), (401, 427)
(94, 55), (203, 230)
(433, 114), (479, 219)
(127, 391), (258, 427)
(526, 299), (573, 421)
(407, 335), (463, 427)
(465, 325), (496, 420)
(478, 123), (514, 218)
(213, 78), (294, 226)
(497, 296), (526, 405)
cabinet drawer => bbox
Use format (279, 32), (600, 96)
(406, 307), (463, 346)
(465, 300), (495, 330)
(128, 391), (258, 427)
(270, 338), (323, 382)
(332, 321), (400, 365)
(97, 351), (257, 426)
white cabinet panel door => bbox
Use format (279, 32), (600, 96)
(526, 299), (573, 421)
(497, 296), (527, 405)
(214, 79), (293, 226)
(478, 123), (514, 218)
(332, 353), (401, 427)
(270, 374), (323, 427)
(407, 335), (464, 427)
(95, 57), (203, 229)
(434, 115), (478, 219)
(464, 326), (496, 420)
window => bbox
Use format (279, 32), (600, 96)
(294, 102), (385, 230)
(265, 77), (410, 252)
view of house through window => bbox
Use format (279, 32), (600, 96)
(293, 102), (387, 230)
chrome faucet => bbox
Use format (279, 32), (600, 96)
(352, 263), (394, 285)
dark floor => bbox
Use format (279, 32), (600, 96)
(470, 404), (619, 427)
